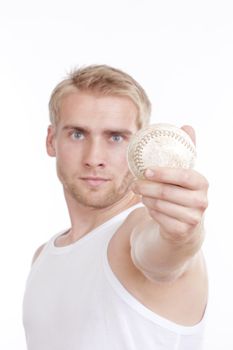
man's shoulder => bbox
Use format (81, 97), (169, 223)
(31, 230), (68, 266)
(31, 243), (47, 265)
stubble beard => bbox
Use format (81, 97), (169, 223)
(57, 165), (135, 209)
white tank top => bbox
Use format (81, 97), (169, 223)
(23, 204), (206, 350)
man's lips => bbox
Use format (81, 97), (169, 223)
(80, 177), (110, 187)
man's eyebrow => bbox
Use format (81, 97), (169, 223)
(103, 129), (133, 135)
(62, 125), (89, 133)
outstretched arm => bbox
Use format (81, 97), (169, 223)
(130, 127), (208, 283)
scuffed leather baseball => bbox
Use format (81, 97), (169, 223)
(127, 123), (196, 179)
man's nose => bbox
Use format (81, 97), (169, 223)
(83, 139), (106, 168)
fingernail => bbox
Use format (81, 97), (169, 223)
(145, 169), (154, 178)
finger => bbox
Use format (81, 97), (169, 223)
(181, 125), (196, 146)
(147, 209), (192, 239)
(142, 197), (201, 226)
(144, 167), (209, 191)
(131, 181), (208, 209)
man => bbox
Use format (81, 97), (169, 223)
(23, 65), (208, 349)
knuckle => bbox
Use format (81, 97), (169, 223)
(201, 176), (209, 190)
(148, 208), (158, 220)
(172, 222), (188, 238)
(158, 185), (168, 200)
(153, 199), (163, 211)
(199, 197), (208, 210)
(188, 211), (201, 226)
(179, 223), (190, 236)
(182, 170), (192, 186)
(201, 197), (208, 210)
(175, 222), (195, 242)
(193, 193), (208, 210)
(188, 216), (199, 226)
(161, 221), (194, 244)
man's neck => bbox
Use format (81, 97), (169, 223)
(60, 191), (141, 246)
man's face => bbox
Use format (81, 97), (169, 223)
(47, 91), (139, 209)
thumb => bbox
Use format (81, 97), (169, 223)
(181, 125), (196, 146)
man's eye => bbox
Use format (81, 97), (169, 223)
(111, 135), (123, 143)
(72, 131), (84, 140)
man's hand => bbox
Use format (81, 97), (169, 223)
(131, 125), (208, 245)
(132, 166), (208, 245)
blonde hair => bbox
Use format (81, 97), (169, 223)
(49, 64), (151, 128)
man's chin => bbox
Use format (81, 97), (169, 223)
(72, 187), (132, 209)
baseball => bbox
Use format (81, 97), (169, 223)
(127, 123), (196, 179)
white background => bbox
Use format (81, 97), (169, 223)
(0, 1), (233, 349)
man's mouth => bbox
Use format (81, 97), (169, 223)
(80, 177), (110, 187)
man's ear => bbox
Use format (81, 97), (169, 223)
(46, 125), (56, 157)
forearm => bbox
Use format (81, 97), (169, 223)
(130, 218), (205, 283)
